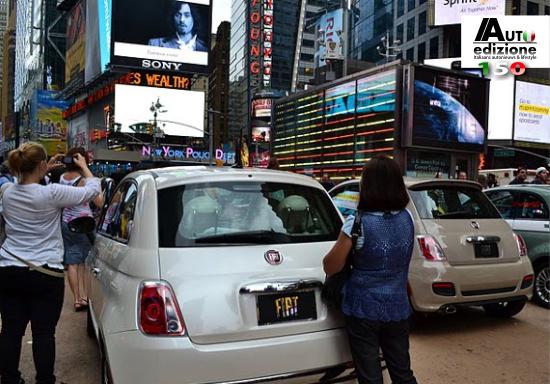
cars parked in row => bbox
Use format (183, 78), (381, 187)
(86, 167), (354, 384)
(330, 179), (534, 317)
(485, 185), (550, 308)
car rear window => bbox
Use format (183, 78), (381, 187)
(158, 182), (341, 247)
(409, 186), (501, 219)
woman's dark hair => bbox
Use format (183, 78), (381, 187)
(357, 155), (409, 212)
(169, 1), (200, 36)
(65, 147), (89, 172)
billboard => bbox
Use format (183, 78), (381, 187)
(114, 84), (205, 137)
(252, 98), (272, 118)
(85, 0), (112, 83)
(409, 66), (489, 152)
(434, 0), (505, 26)
(315, 8), (344, 68)
(30, 91), (70, 155)
(66, 0), (86, 84)
(112, 0), (211, 73)
(514, 81), (550, 145)
(67, 113), (90, 149)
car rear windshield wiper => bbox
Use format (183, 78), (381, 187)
(195, 230), (292, 244)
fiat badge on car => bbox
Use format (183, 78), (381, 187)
(265, 250), (283, 265)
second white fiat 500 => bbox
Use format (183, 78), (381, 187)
(86, 167), (354, 384)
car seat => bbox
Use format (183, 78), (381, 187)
(179, 195), (220, 239)
(277, 195), (311, 234)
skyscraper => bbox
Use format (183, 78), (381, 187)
(228, 0), (302, 139)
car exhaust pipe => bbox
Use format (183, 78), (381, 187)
(443, 305), (457, 314)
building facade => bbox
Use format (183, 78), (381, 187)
(209, 21), (231, 148)
(228, 0), (302, 139)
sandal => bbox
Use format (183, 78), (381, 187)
(74, 302), (85, 312)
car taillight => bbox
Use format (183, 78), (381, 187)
(139, 281), (186, 336)
(417, 235), (446, 261)
(513, 233), (528, 257)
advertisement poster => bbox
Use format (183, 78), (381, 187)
(114, 84), (205, 137)
(112, 0), (211, 72)
(66, 0), (86, 83)
(514, 81), (550, 145)
(31, 91), (70, 155)
(434, 0), (505, 26)
(315, 8), (344, 67)
(252, 98), (272, 118)
(67, 113), (89, 149)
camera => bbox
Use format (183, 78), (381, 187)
(62, 156), (74, 165)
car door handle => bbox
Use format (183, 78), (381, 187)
(91, 267), (102, 276)
(240, 279), (323, 294)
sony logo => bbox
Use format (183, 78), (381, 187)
(142, 60), (183, 71)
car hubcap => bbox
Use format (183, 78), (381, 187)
(535, 266), (550, 305)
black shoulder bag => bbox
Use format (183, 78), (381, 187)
(321, 213), (362, 310)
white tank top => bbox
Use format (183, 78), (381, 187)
(60, 174), (94, 223)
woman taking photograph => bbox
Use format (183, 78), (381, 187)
(323, 155), (417, 384)
(60, 147), (104, 312)
(0, 142), (100, 384)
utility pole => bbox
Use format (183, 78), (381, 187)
(377, 30), (401, 63)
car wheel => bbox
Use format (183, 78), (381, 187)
(86, 308), (95, 339)
(483, 300), (527, 318)
(533, 262), (550, 309)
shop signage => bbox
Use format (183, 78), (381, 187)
(63, 71), (192, 119)
(141, 146), (236, 164)
(249, 0), (273, 89)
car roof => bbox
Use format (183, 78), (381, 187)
(330, 178), (482, 192)
(125, 166), (326, 190)
(487, 184), (550, 196)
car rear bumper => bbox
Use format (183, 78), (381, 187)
(104, 328), (353, 384)
(409, 258), (534, 312)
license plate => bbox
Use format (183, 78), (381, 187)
(474, 242), (499, 258)
(257, 291), (317, 326)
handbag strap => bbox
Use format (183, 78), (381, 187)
(1, 246), (65, 278)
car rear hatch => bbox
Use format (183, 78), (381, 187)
(409, 181), (520, 266)
(156, 180), (343, 345)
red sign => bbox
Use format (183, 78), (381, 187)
(249, 0), (273, 89)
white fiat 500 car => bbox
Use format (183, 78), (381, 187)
(86, 167), (354, 384)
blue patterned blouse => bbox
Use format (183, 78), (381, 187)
(341, 210), (414, 322)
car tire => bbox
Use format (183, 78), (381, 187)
(533, 261), (550, 309)
(86, 308), (95, 339)
(483, 300), (527, 318)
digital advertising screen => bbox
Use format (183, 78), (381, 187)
(410, 66), (489, 152)
(85, 0), (112, 83)
(252, 99), (272, 118)
(65, 0), (86, 84)
(251, 124), (271, 143)
(514, 81), (550, 145)
(112, 0), (211, 73)
(114, 84), (205, 137)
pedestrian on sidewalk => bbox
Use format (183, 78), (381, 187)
(323, 155), (418, 384)
(0, 142), (101, 384)
(60, 147), (104, 312)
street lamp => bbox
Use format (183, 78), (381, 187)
(377, 31), (402, 63)
(149, 98), (167, 150)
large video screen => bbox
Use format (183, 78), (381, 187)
(112, 0), (210, 72)
(411, 66), (488, 151)
(114, 84), (205, 137)
(514, 81), (550, 145)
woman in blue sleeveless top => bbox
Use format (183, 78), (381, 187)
(323, 155), (417, 384)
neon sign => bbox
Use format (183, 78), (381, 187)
(141, 146), (236, 164)
(249, 0), (273, 89)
